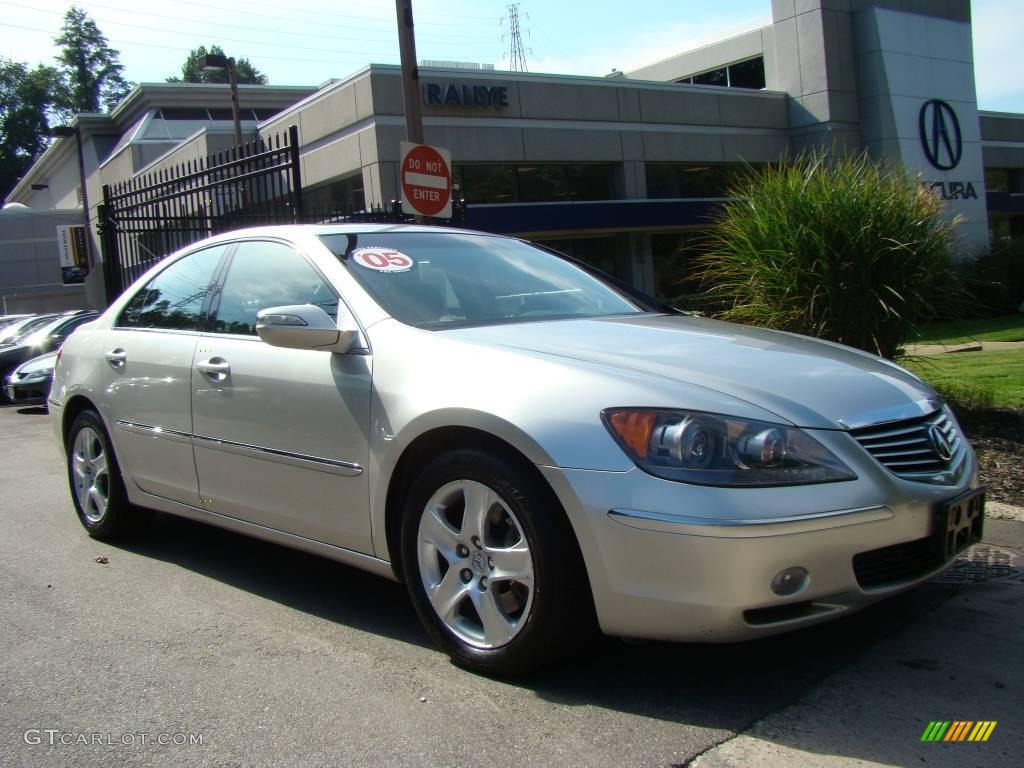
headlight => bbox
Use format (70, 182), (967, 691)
(602, 408), (856, 487)
(18, 370), (52, 383)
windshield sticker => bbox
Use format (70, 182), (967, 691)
(350, 248), (415, 273)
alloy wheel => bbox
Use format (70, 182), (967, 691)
(72, 427), (110, 523)
(417, 479), (535, 649)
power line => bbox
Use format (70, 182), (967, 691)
(0, 21), (387, 66)
(0, 1), (497, 46)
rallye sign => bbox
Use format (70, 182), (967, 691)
(422, 82), (510, 109)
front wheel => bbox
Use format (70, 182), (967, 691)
(400, 449), (594, 676)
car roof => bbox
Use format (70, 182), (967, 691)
(11, 312), (96, 340)
(184, 223), (498, 249)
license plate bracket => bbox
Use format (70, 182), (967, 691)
(932, 487), (985, 561)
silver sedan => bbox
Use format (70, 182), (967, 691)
(50, 225), (983, 675)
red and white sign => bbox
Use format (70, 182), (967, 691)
(350, 247), (415, 273)
(400, 141), (452, 219)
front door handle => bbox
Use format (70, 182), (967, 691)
(104, 349), (127, 367)
(197, 357), (231, 381)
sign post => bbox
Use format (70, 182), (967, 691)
(400, 141), (452, 219)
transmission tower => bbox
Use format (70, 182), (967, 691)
(502, 4), (530, 72)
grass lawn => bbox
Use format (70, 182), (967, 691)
(912, 314), (1024, 345)
(903, 349), (1024, 410)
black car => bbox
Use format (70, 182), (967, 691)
(0, 312), (98, 401)
(3, 351), (58, 404)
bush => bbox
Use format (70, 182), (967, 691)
(696, 151), (966, 359)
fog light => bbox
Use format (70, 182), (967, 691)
(771, 567), (808, 596)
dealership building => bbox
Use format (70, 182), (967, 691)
(4, 0), (1023, 311)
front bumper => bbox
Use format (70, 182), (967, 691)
(3, 374), (53, 404)
(540, 428), (980, 642)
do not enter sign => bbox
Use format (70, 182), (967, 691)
(400, 141), (452, 219)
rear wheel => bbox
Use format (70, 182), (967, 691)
(400, 448), (594, 676)
(67, 410), (146, 539)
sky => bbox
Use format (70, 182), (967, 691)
(2, 0), (1022, 113)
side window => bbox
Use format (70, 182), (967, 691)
(211, 241), (338, 336)
(117, 245), (227, 330)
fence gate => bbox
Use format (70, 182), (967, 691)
(98, 125), (457, 304)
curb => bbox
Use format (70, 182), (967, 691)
(987, 501), (1024, 522)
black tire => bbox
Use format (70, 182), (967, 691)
(400, 448), (595, 676)
(66, 409), (147, 539)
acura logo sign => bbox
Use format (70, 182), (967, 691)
(919, 100), (962, 171)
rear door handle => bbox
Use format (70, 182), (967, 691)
(197, 357), (231, 380)
(104, 349), (127, 367)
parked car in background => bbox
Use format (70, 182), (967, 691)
(4, 350), (58, 405)
(0, 315), (55, 346)
(0, 314), (33, 331)
(50, 225), (983, 676)
(0, 312), (98, 400)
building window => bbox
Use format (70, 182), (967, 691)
(651, 232), (704, 308)
(455, 164), (616, 204)
(985, 167), (1024, 194)
(533, 236), (621, 278)
(692, 67), (728, 87)
(727, 57), (766, 89)
(304, 174), (366, 213)
(645, 163), (757, 199)
(677, 56), (765, 90)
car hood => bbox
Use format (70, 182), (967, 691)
(442, 314), (939, 430)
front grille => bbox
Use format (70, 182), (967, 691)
(853, 537), (940, 588)
(850, 410), (964, 481)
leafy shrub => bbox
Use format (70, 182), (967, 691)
(696, 151), (966, 359)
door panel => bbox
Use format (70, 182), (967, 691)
(191, 338), (373, 552)
(102, 244), (227, 504)
(192, 239), (373, 552)
(104, 330), (201, 504)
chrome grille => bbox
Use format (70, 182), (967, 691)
(851, 410), (965, 481)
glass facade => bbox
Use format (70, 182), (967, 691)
(533, 236), (622, 278)
(305, 174), (366, 213)
(455, 164), (616, 204)
(645, 163), (758, 199)
(677, 57), (766, 90)
(985, 167), (1024, 194)
(651, 232), (706, 308)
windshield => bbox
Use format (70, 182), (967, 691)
(320, 232), (646, 328)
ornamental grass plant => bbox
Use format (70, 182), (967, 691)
(696, 151), (966, 359)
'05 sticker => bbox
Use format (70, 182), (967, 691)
(351, 247), (415, 273)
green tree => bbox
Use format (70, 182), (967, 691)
(53, 6), (133, 117)
(166, 45), (268, 85)
(696, 151), (965, 359)
(0, 58), (58, 201)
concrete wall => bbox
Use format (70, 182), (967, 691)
(853, 5), (988, 253)
(0, 209), (91, 313)
(321, 67), (790, 207)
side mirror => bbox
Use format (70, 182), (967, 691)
(255, 304), (357, 353)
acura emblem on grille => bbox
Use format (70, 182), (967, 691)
(928, 424), (953, 461)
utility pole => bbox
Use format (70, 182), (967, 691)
(505, 4), (530, 72)
(395, 0), (424, 145)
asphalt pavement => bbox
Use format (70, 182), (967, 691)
(1, 403), (1020, 767)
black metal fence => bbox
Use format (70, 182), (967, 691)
(98, 125), (464, 303)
